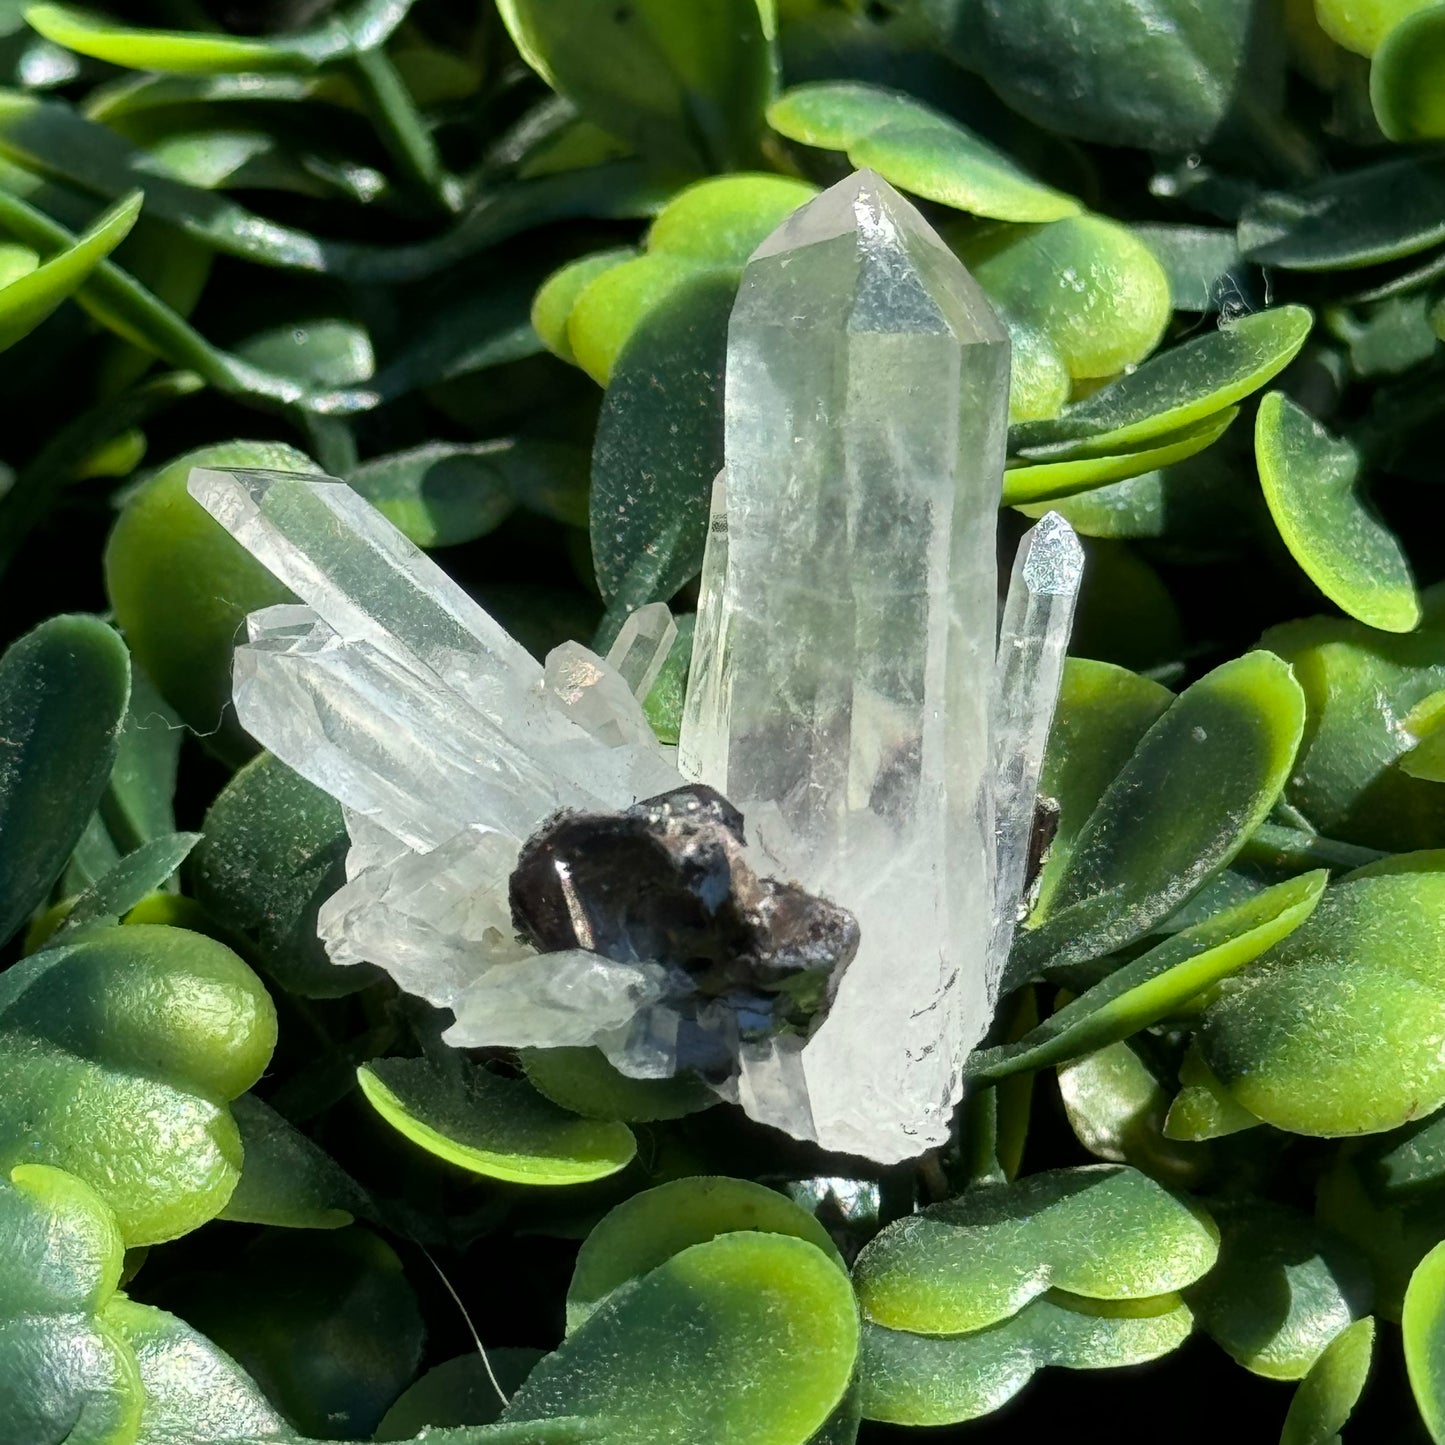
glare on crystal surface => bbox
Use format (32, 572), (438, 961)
(190, 168), (1081, 1167)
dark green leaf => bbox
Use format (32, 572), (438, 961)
(54, 830), (199, 934)
(1281, 1316), (1375, 1445)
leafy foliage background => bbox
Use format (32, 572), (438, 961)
(3, 0), (1445, 1441)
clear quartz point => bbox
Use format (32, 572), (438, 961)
(605, 602), (678, 701)
(989, 512), (1084, 991)
(679, 169), (1012, 1160)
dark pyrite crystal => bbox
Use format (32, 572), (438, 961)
(508, 784), (860, 1038)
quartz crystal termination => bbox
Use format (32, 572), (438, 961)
(680, 170), (1013, 1160)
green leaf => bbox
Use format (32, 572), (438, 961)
(958, 214), (1171, 382)
(103, 1296), (290, 1444)
(1240, 155), (1445, 270)
(377, 1352), (543, 1439)
(930, 0), (1271, 149)
(767, 82), (1078, 222)
(859, 1295), (1194, 1427)
(55, 831), (200, 935)
(1002, 409), (1237, 506)
(590, 270), (732, 609)
(0, 923), (276, 1244)
(853, 1164), (1218, 1335)
(1187, 1202), (1373, 1380)
(105, 441), (316, 760)
(567, 1176), (845, 1331)
(1280, 1316), (1375, 1445)
(219, 1093), (367, 1230)
(1314, 0), (1439, 53)
(973, 871), (1327, 1081)
(1256, 392), (1420, 632)
(1020, 651), (1306, 969)
(495, 0), (774, 171)
(0, 186), (137, 350)
(0, 614), (130, 946)
(533, 247), (638, 364)
(1373, 4), (1445, 140)
(1199, 852), (1445, 1136)
(502, 1233), (858, 1445)
(1407, 1240), (1445, 1442)
(1132, 222), (1252, 315)
(358, 1055), (637, 1186)
(1012, 306), (1314, 455)
(0, 1163), (140, 1445)
(192, 752), (372, 998)
(1164, 1044), (1265, 1141)
(155, 1227), (424, 1441)
(1401, 691), (1445, 782)
(520, 1045), (716, 1123)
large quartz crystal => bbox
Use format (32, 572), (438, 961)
(189, 168), (1081, 1165)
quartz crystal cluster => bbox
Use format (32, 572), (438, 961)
(190, 169), (1082, 1164)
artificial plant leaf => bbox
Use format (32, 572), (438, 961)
(494, 0), (774, 171)
(1002, 410), (1236, 507)
(55, 831), (200, 935)
(1280, 1316), (1375, 1445)
(1187, 1202), (1373, 1380)
(956, 213), (1171, 382)
(1262, 589), (1445, 852)
(1371, 3), (1445, 140)
(1012, 306), (1314, 455)
(154, 1227), (424, 1441)
(767, 82), (1078, 222)
(105, 441), (316, 760)
(858, 1295), (1194, 1427)
(103, 1296), (290, 1444)
(928, 0), (1270, 149)
(502, 1233), (858, 1445)
(0, 923), (276, 1244)
(973, 870), (1326, 1082)
(1256, 392), (1419, 633)
(0, 1163), (140, 1445)
(0, 185), (137, 350)
(520, 1045), (715, 1123)
(566, 1176), (845, 1330)
(0, 613), (130, 945)
(1400, 691), (1445, 782)
(1406, 1239), (1445, 1442)
(192, 752), (371, 998)
(1198, 852), (1445, 1136)
(219, 1093), (367, 1230)
(1133, 222), (1253, 314)
(1164, 1044), (1265, 1141)
(1239, 155), (1445, 270)
(102, 664), (183, 856)
(1313, 0), (1438, 53)
(590, 270), (732, 609)
(1019, 651), (1305, 969)
(533, 247), (638, 365)
(853, 1164), (1217, 1335)
(358, 1054), (636, 1186)
(376, 1352), (543, 1439)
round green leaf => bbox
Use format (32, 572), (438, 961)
(520, 1045), (715, 1123)
(192, 751), (372, 999)
(503, 1233), (859, 1445)
(1315, 0), (1438, 53)
(853, 1164), (1218, 1335)
(1407, 1239), (1445, 1442)
(0, 614), (130, 946)
(567, 1176), (845, 1330)
(1187, 1202), (1373, 1380)
(376, 1351), (543, 1439)
(1200, 854), (1445, 1136)
(104, 441), (318, 761)
(1165, 1044), (1265, 1141)
(0, 924), (277, 1244)
(1021, 651), (1306, 969)
(768, 82), (1078, 222)
(0, 187), (138, 351)
(1003, 409), (1237, 506)
(358, 1055), (636, 1186)
(1281, 1316), (1375, 1445)
(859, 1295), (1194, 1427)
(644, 173), (819, 265)
(0, 1163), (140, 1445)
(1372, 3), (1445, 139)
(1401, 691), (1445, 782)
(533, 247), (638, 365)
(1257, 392), (1419, 633)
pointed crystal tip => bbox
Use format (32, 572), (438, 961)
(1020, 512), (1085, 596)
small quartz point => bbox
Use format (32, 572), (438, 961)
(679, 170), (1012, 1160)
(605, 603), (678, 701)
(989, 513), (1084, 992)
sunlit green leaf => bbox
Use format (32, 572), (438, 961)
(1281, 1316), (1375, 1445)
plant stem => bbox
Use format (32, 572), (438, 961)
(1240, 821), (1386, 875)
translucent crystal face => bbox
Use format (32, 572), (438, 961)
(189, 169), (1081, 1166)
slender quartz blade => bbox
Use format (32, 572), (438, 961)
(989, 512), (1084, 991)
(605, 602), (678, 701)
(680, 170), (1012, 1160)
